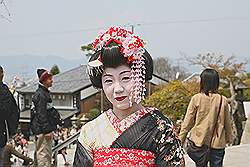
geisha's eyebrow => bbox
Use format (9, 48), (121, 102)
(103, 70), (130, 77)
(120, 70), (131, 75)
(103, 73), (112, 77)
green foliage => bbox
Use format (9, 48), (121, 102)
(144, 81), (199, 123)
(75, 119), (84, 129)
(244, 89), (250, 101)
(81, 43), (93, 52)
(50, 64), (60, 75)
(81, 42), (121, 58)
(85, 108), (101, 120)
(218, 88), (231, 98)
(81, 43), (94, 58)
(240, 72), (250, 81)
(241, 72), (250, 101)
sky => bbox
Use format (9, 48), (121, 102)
(1, 0), (250, 73)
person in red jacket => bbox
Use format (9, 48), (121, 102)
(32, 68), (55, 167)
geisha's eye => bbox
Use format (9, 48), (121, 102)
(104, 79), (113, 84)
(122, 76), (130, 81)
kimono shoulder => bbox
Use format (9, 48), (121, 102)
(78, 111), (118, 151)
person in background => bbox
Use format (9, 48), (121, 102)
(0, 65), (20, 167)
(31, 68), (56, 167)
(53, 130), (60, 146)
(2, 139), (33, 167)
(179, 68), (232, 167)
(58, 133), (70, 166)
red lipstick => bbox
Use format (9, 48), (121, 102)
(115, 96), (127, 101)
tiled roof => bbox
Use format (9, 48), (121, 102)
(19, 108), (79, 123)
(17, 65), (91, 94)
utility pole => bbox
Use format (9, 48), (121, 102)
(126, 23), (141, 33)
(131, 24), (134, 33)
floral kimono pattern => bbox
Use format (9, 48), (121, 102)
(73, 107), (185, 167)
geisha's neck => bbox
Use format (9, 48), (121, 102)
(113, 103), (144, 120)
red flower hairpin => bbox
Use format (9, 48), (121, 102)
(88, 26), (147, 104)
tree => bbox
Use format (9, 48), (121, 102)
(50, 64), (60, 75)
(241, 72), (250, 86)
(144, 80), (199, 126)
(1, 0), (11, 22)
(185, 52), (249, 144)
(85, 108), (101, 121)
(240, 72), (250, 101)
(81, 43), (94, 58)
(81, 43), (93, 52)
(154, 57), (189, 81)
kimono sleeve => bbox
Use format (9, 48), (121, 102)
(73, 141), (93, 167)
(73, 123), (95, 167)
(154, 118), (185, 167)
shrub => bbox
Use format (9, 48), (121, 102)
(144, 80), (199, 123)
(85, 108), (101, 121)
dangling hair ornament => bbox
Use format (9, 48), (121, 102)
(88, 27), (146, 104)
(87, 54), (103, 76)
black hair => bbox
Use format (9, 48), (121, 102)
(0, 66), (3, 72)
(200, 68), (220, 96)
(89, 46), (153, 88)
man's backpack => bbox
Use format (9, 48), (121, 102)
(48, 107), (64, 127)
(30, 105), (64, 135)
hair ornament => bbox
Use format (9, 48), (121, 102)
(88, 26), (147, 104)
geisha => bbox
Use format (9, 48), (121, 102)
(73, 27), (185, 167)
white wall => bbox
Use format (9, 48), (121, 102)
(80, 86), (99, 100)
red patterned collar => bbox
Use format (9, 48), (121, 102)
(106, 107), (157, 135)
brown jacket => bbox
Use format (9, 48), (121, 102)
(179, 93), (232, 149)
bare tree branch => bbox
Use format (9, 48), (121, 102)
(1, 13), (11, 22)
(154, 57), (189, 80)
(1, 0), (11, 22)
(2, 1), (10, 16)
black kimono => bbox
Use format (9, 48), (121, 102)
(74, 107), (185, 166)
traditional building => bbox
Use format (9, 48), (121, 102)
(16, 65), (99, 127)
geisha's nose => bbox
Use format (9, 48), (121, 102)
(114, 81), (124, 94)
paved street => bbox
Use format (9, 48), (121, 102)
(11, 143), (250, 166)
(185, 144), (250, 167)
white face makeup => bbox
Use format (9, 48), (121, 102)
(102, 65), (134, 112)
